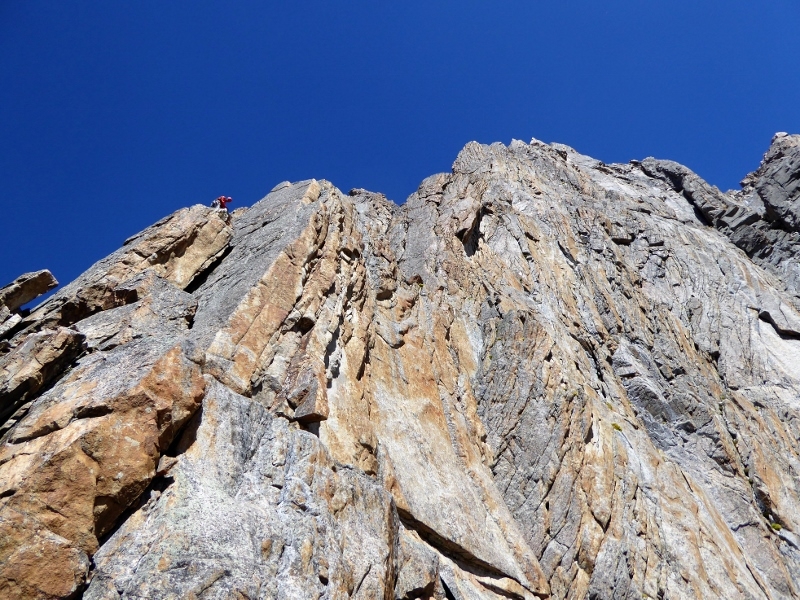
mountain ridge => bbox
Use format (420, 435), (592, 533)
(1, 134), (799, 599)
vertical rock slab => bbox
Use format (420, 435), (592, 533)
(187, 180), (324, 357)
(0, 342), (205, 597)
(753, 132), (800, 232)
(85, 378), (398, 600)
(205, 184), (552, 595)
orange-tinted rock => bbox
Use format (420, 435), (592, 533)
(23, 205), (231, 331)
(0, 344), (204, 595)
(3, 138), (800, 599)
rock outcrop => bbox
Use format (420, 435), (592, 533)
(641, 132), (800, 301)
(0, 270), (57, 338)
(0, 270), (58, 313)
(1, 136), (799, 599)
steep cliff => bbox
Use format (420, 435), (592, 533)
(1, 134), (799, 600)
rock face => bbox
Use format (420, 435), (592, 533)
(1, 136), (799, 599)
(641, 132), (800, 299)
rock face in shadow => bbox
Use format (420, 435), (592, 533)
(1, 137), (800, 599)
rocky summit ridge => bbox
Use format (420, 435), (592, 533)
(1, 133), (799, 600)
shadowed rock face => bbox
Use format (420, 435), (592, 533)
(642, 132), (800, 301)
(1, 137), (800, 600)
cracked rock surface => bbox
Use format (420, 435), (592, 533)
(1, 136), (800, 599)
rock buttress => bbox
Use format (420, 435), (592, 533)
(1, 138), (799, 599)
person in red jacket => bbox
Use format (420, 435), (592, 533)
(211, 196), (233, 211)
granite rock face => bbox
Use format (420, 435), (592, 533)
(642, 132), (800, 301)
(1, 136), (800, 599)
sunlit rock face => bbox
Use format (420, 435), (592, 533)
(1, 135), (799, 600)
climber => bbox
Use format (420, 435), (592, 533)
(210, 196), (233, 212)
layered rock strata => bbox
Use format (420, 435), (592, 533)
(1, 135), (799, 599)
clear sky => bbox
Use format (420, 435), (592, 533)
(2, 1), (799, 294)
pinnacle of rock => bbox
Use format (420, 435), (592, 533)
(1, 135), (799, 599)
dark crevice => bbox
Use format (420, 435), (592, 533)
(462, 209), (486, 258)
(295, 315), (316, 334)
(689, 201), (713, 227)
(441, 579), (457, 600)
(758, 313), (800, 341)
(356, 339), (370, 381)
(0, 316), (31, 342)
(402, 581), (437, 599)
(557, 241), (577, 267)
(760, 203), (797, 234)
(396, 508), (510, 581)
(352, 563), (372, 597)
(96, 475), (175, 549)
(651, 167), (684, 194)
(73, 404), (114, 420)
(301, 421), (321, 437)
(94, 404), (204, 555)
(477, 580), (532, 599)
(185, 244), (234, 294)
(164, 403), (204, 458)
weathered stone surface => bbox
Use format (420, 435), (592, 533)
(0, 327), (86, 431)
(751, 132), (800, 231)
(395, 528), (442, 599)
(74, 270), (198, 352)
(85, 378), (397, 600)
(193, 181), (550, 594)
(0, 509), (90, 599)
(21, 205), (231, 331)
(0, 269), (58, 313)
(1, 136), (800, 599)
(0, 305), (22, 337)
(642, 133), (800, 302)
(0, 300), (205, 597)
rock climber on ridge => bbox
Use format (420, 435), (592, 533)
(211, 196), (233, 211)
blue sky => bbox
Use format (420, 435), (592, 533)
(2, 1), (799, 294)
